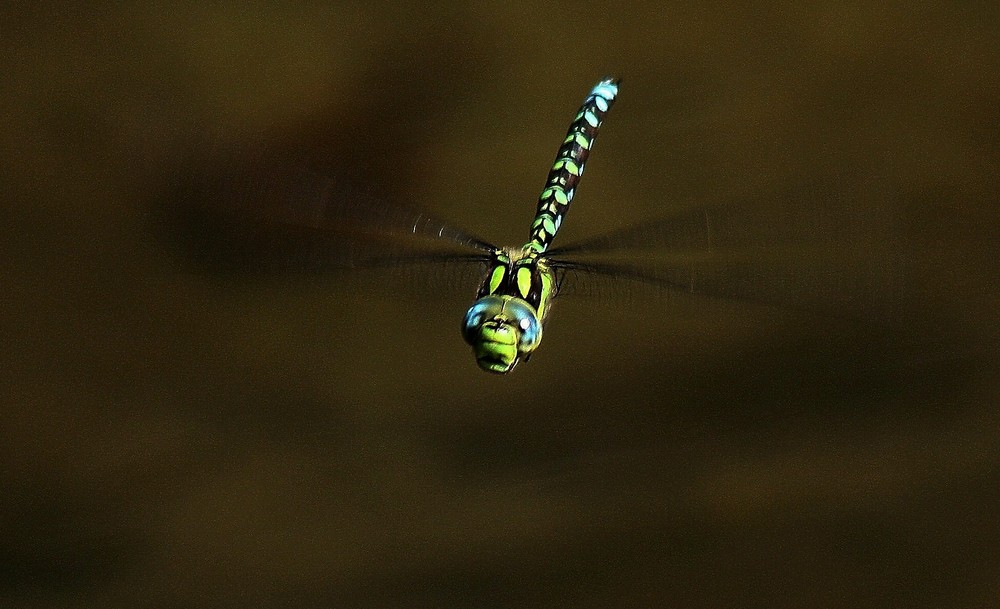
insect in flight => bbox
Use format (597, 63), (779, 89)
(459, 78), (622, 373)
(180, 77), (896, 374)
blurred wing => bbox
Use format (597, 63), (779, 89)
(546, 179), (925, 321)
(156, 144), (496, 277)
(549, 248), (902, 321)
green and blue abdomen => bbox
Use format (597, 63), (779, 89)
(528, 78), (620, 254)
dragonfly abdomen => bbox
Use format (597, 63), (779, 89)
(527, 78), (621, 254)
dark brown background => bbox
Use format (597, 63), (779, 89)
(3, 3), (999, 607)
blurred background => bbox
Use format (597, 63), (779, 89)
(3, 2), (999, 607)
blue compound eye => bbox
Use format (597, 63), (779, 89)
(462, 296), (505, 344)
(503, 299), (541, 351)
(462, 295), (541, 353)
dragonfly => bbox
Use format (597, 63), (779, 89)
(457, 78), (623, 373)
(174, 78), (905, 374)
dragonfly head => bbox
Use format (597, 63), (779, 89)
(462, 295), (542, 374)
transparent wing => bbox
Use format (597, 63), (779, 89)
(156, 143), (495, 282)
(546, 178), (919, 321)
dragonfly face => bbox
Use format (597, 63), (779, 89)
(462, 294), (542, 373)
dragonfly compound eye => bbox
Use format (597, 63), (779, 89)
(502, 299), (542, 352)
(462, 296), (504, 345)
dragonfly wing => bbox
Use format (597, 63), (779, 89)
(546, 179), (933, 321)
(157, 144), (495, 278)
(549, 248), (905, 321)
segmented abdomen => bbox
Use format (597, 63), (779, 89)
(527, 78), (621, 253)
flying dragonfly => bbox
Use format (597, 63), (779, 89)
(172, 78), (907, 374)
(457, 78), (623, 373)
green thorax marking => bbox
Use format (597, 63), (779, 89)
(478, 247), (556, 321)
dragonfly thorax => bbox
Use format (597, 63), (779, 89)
(476, 247), (555, 312)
